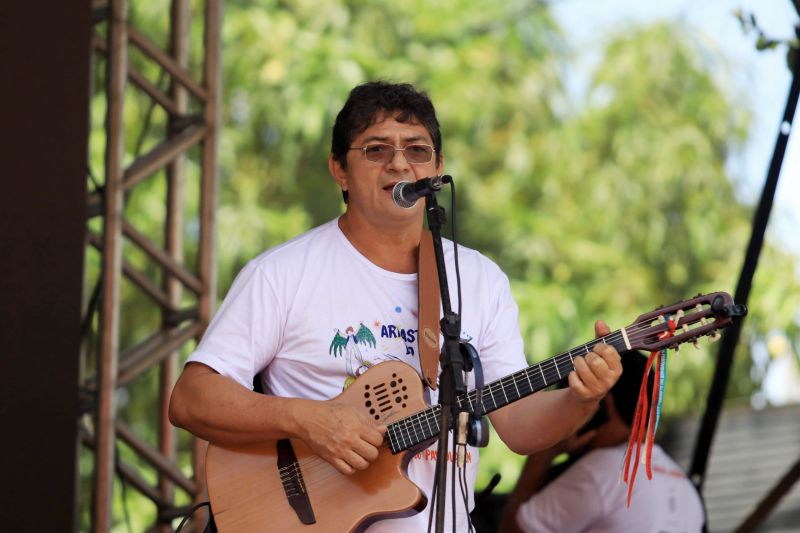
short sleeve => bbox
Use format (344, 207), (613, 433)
(475, 263), (528, 383)
(187, 260), (283, 389)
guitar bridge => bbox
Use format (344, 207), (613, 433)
(277, 439), (316, 525)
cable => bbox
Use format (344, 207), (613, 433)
(449, 180), (462, 321)
(175, 501), (212, 533)
(451, 436), (457, 533)
(427, 475), (437, 533)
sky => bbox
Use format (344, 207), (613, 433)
(552, 0), (799, 255)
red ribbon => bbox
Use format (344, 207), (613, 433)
(622, 317), (676, 507)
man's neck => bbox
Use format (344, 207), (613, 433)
(338, 212), (422, 274)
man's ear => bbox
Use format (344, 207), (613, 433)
(329, 154), (347, 191)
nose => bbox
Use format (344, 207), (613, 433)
(386, 147), (411, 171)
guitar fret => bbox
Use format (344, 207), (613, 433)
(554, 360), (562, 380)
(487, 384), (497, 408)
(401, 418), (413, 448)
(524, 369), (533, 394)
(424, 409), (434, 438)
(500, 379), (509, 404)
(411, 414), (425, 442)
(511, 375), (521, 400)
(388, 424), (400, 451)
(538, 364), (546, 385)
(430, 408), (440, 435)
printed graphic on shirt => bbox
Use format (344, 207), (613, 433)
(412, 447), (472, 465)
(328, 320), (418, 389)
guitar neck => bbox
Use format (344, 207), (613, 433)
(386, 331), (629, 454)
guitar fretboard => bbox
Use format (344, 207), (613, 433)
(386, 333), (628, 454)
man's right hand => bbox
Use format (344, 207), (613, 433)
(292, 398), (386, 475)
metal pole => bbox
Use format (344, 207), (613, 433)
(689, 38), (800, 492)
(94, 0), (128, 530)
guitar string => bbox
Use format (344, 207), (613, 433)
(300, 315), (709, 468)
(276, 312), (716, 480)
(390, 315), (712, 451)
(386, 319), (690, 452)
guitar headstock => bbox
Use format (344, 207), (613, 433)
(625, 292), (747, 352)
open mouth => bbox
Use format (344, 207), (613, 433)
(382, 182), (397, 193)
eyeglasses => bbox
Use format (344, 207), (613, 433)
(349, 143), (436, 164)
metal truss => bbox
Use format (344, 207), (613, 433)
(83, 0), (220, 530)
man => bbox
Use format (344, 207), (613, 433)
(500, 351), (705, 533)
(169, 81), (622, 531)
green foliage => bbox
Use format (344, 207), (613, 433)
(84, 0), (800, 526)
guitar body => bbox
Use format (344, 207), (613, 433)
(206, 361), (430, 532)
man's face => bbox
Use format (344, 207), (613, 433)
(330, 113), (443, 226)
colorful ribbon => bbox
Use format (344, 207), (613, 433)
(622, 316), (676, 507)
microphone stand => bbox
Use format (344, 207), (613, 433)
(424, 191), (470, 533)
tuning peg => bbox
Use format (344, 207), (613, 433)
(708, 331), (721, 343)
(693, 339), (701, 349)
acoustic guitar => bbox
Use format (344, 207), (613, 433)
(205, 291), (745, 532)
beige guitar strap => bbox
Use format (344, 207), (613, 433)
(418, 229), (441, 390)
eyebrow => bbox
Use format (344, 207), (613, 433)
(361, 134), (430, 144)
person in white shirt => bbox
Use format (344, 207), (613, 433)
(169, 81), (622, 531)
(500, 350), (704, 533)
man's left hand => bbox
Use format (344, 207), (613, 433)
(567, 320), (622, 403)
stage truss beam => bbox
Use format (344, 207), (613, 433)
(85, 0), (221, 530)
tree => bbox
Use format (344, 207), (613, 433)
(85, 1), (800, 527)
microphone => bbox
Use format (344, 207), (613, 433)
(391, 175), (451, 209)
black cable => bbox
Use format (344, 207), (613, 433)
(427, 475), (437, 533)
(457, 436), (472, 533)
(451, 433), (457, 533)
(175, 501), (212, 532)
(449, 181), (462, 320)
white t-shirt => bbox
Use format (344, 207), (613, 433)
(188, 218), (528, 532)
(516, 443), (705, 533)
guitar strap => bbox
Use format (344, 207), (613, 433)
(418, 229), (441, 390)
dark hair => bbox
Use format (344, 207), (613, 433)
(611, 351), (655, 427)
(331, 81), (443, 203)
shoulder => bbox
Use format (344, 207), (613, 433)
(247, 219), (340, 272)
